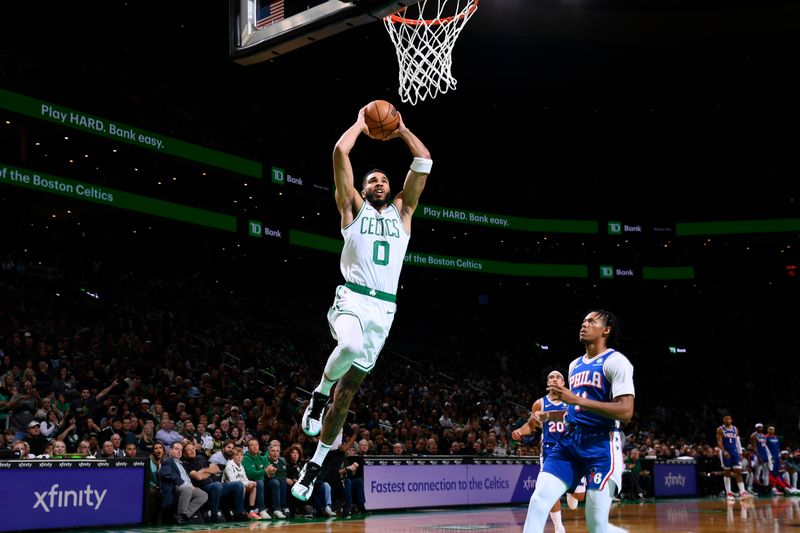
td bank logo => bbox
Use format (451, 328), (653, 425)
(600, 265), (614, 279)
(608, 221), (622, 235)
(248, 220), (263, 237)
(271, 166), (285, 185)
(248, 220), (282, 239)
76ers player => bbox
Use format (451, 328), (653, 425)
(524, 310), (634, 533)
(716, 415), (752, 501)
(513, 370), (585, 533)
(750, 423), (770, 488)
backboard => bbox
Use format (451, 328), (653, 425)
(229, 0), (422, 65)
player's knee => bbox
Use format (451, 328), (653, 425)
(337, 337), (362, 360)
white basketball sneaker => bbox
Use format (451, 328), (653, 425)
(301, 392), (328, 437)
(291, 461), (322, 501)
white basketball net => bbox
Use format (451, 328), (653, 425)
(383, 0), (478, 106)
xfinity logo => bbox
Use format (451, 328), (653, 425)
(33, 484), (108, 512)
(522, 476), (537, 490)
(663, 473), (686, 488)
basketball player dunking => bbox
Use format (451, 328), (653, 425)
(523, 310), (633, 533)
(291, 106), (432, 501)
(512, 370), (586, 533)
(716, 415), (753, 501)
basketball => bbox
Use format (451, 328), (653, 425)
(364, 100), (400, 139)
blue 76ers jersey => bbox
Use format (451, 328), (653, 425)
(753, 432), (768, 458)
(766, 435), (781, 459)
(541, 396), (567, 447)
(565, 348), (635, 430)
(720, 425), (739, 453)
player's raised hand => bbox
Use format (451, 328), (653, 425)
(533, 410), (548, 426)
(383, 112), (407, 141)
(548, 383), (579, 405)
(357, 106), (371, 137)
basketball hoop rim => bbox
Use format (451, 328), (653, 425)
(386, 0), (478, 26)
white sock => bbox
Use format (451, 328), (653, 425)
(723, 476), (731, 493)
(737, 481), (745, 493)
(792, 472), (797, 488)
(523, 472), (568, 532)
(311, 441), (332, 466)
(314, 376), (336, 396)
(550, 511), (563, 528)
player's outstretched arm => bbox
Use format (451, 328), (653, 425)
(333, 108), (368, 225)
(535, 410), (566, 424)
(389, 115), (431, 224)
(511, 399), (542, 441)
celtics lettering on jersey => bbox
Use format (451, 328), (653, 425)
(341, 202), (410, 295)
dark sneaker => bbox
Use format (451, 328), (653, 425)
(301, 392), (329, 436)
(291, 461), (322, 501)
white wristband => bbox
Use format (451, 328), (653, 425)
(410, 157), (433, 174)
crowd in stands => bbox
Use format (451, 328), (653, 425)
(1, 245), (799, 524)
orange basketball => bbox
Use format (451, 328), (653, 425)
(364, 100), (400, 139)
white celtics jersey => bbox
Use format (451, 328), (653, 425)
(341, 201), (410, 295)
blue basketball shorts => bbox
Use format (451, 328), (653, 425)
(541, 426), (623, 494)
(718, 448), (742, 469)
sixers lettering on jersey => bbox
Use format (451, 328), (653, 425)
(753, 432), (768, 459)
(566, 349), (623, 430)
(720, 426), (739, 453)
(766, 435), (780, 459)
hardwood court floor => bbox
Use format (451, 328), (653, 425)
(110, 497), (800, 532)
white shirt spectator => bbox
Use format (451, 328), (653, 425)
(224, 460), (250, 484)
(39, 420), (58, 438)
(199, 432), (214, 452)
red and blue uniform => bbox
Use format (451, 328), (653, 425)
(541, 349), (635, 493)
(752, 431), (768, 463)
(540, 395), (567, 464)
(766, 434), (781, 476)
(718, 425), (742, 469)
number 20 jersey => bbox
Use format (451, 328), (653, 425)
(542, 396), (568, 448)
(341, 202), (410, 295)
